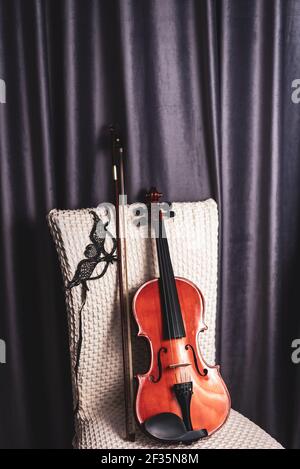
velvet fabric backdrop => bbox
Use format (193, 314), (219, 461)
(0, 0), (299, 448)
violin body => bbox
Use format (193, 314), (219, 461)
(133, 277), (230, 441)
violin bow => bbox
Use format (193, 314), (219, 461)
(109, 126), (135, 442)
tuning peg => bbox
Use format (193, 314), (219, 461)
(146, 187), (163, 204)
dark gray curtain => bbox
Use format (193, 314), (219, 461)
(0, 0), (299, 448)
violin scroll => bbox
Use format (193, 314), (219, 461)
(146, 187), (163, 204)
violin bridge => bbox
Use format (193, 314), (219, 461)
(168, 362), (191, 369)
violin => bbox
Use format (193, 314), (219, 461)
(133, 188), (230, 443)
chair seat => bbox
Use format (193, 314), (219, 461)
(76, 408), (283, 449)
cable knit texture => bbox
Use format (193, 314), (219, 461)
(47, 200), (283, 449)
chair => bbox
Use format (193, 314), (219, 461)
(48, 199), (283, 449)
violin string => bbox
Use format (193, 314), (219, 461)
(159, 216), (174, 339)
(161, 220), (177, 339)
(160, 219), (177, 375)
(155, 213), (175, 372)
(156, 239), (173, 358)
(159, 212), (179, 376)
(161, 215), (183, 383)
(159, 212), (182, 384)
(159, 215), (181, 379)
(161, 216), (182, 339)
(163, 226), (182, 372)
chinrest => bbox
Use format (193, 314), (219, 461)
(143, 412), (208, 444)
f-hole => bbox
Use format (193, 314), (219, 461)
(185, 344), (208, 377)
(150, 347), (167, 383)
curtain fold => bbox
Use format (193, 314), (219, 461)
(219, 0), (285, 441)
(0, 0), (299, 448)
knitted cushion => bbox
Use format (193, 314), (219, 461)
(76, 408), (282, 449)
(48, 200), (283, 449)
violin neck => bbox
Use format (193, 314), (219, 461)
(155, 215), (186, 340)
